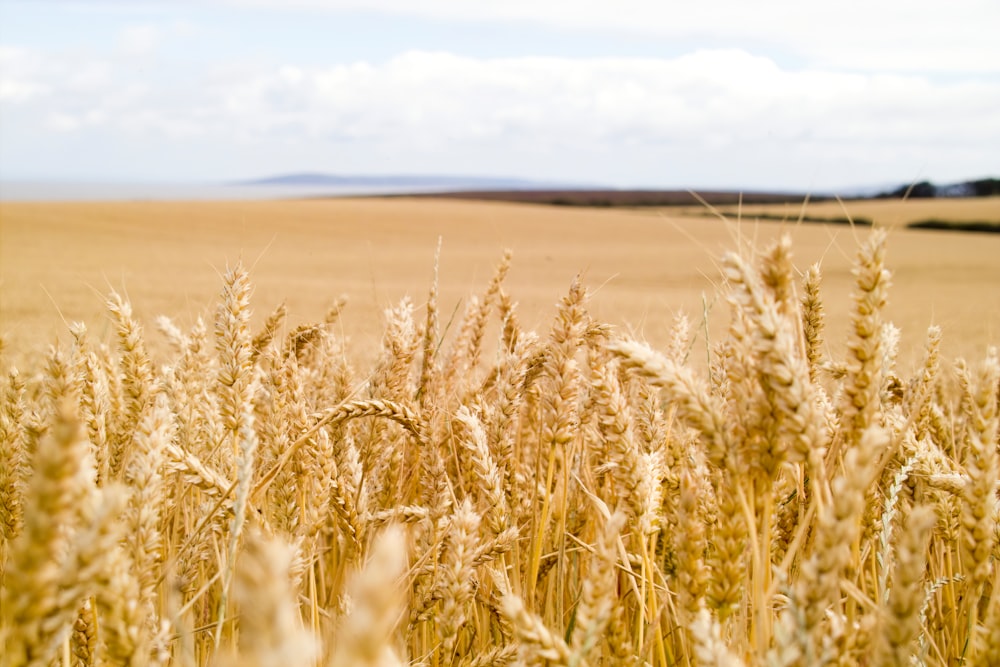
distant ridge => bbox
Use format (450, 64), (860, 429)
(874, 177), (1000, 199)
(236, 172), (592, 190)
(394, 189), (829, 207)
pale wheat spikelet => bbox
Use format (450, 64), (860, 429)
(365, 298), (418, 509)
(446, 249), (513, 384)
(252, 398), (428, 505)
(302, 319), (353, 414)
(527, 278), (587, 602)
(77, 348), (112, 484)
(909, 325), (942, 442)
(219, 416), (259, 640)
(542, 277), (587, 451)
(254, 348), (298, 534)
(107, 291), (156, 474)
(155, 314), (189, 352)
(758, 234), (795, 311)
(53, 486), (130, 665)
(974, 581), (1000, 667)
(418, 237), (442, 408)
(455, 406), (509, 534)
(167, 316), (226, 468)
(707, 469), (747, 622)
(282, 322), (324, 362)
(215, 260), (254, 466)
(631, 366), (668, 455)
(438, 499), (482, 659)
(690, 607), (746, 667)
(498, 285), (522, 354)
(250, 301), (287, 363)
(367, 505), (431, 527)
(957, 350), (998, 625)
(796, 426), (886, 663)
(769, 589), (813, 667)
(592, 359), (652, 531)
(570, 509), (625, 661)
(1, 368), (27, 549)
(500, 593), (572, 666)
(2, 400), (96, 667)
(224, 531), (318, 667)
(162, 440), (231, 499)
(877, 457), (917, 602)
(369, 297), (418, 403)
(329, 526), (408, 667)
(835, 229), (890, 462)
(876, 505), (936, 667)
(125, 392), (173, 646)
(664, 311), (692, 365)
(94, 340), (126, 456)
(43, 343), (81, 414)
(674, 467), (709, 624)
(325, 444), (364, 554)
(609, 338), (730, 470)
(458, 644), (518, 667)
(406, 420), (454, 528)
(486, 332), (534, 509)
(880, 322), (903, 407)
(472, 525), (519, 568)
(302, 426), (335, 541)
(318, 294), (347, 327)
(95, 544), (150, 666)
(801, 263), (825, 382)
(771, 483), (800, 567)
(723, 247), (824, 472)
(72, 598), (98, 667)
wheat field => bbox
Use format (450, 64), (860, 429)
(0, 198), (999, 666)
(666, 195), (1000, 227)
(2, 198), (999, 365)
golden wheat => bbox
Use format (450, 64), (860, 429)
(1, 230), (998, 666)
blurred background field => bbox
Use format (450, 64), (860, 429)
(673, 195), (1000, 229)
(2, 196), (999, 368)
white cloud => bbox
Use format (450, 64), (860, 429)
(207, 50), (998, 148)
(2, 44), (997, 186)
(0, 47), (51, 102)
(117, 24), (159, 56)
(222, 0), (1000, 74)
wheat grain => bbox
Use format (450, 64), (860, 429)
(0, 229), (996, 667)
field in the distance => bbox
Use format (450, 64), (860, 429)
(671, 195), (1000, 229)
(1, 196), (999, 366)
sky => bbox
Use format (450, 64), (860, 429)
(1, 0), (998, 191)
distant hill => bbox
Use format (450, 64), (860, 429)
(395, 189), (825, 207)
(235, 173), (1000, 205)
(875, 177), (1000, 199)
(236, 172), (591, 190)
